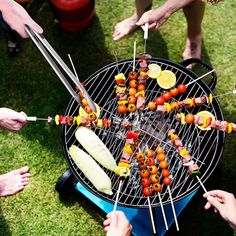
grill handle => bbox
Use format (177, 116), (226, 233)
(180, 58), (217, 90)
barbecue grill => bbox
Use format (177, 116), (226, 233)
(58, 57), (225, 235)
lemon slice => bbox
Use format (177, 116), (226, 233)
(156, 70), (176, 89)
(147, 64), (162, 79)
(196, 110), (215, 131)
(79, 103), (101, 118)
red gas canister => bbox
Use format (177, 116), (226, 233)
(49, 0), (95, 32)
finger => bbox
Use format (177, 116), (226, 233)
(109, 212), (118, 226)
(207, 196), (224, 212)
(103, 218), (111, 227)
(204, 202), (212, 210)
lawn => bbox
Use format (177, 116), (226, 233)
(0, 0), (236, 235)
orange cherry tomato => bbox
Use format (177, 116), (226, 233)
(128, 71), (138, 80)
(162, 169), (170, 177)
(170, 101), (179, 110)
(149, 165), (158, 174)
(117, 105), (127, 114)
(150, 174), (160, 183)
(139, 162), (148, 170)
(143, 186), (153, 196)
(84, 106), (92, 114)
(137, 84), (145, 91)
(129, 80), (138, 88)
(146, 157), (155, 166)
(159, 161), (169, 169)
(141, 178), (151, 187)
(128, 95), (137, 104)
(163, 177), (172, 186)
(185, 113), (195, 124)
(156, 146), (164, 154)
(127, 104), (137, 113)
(87, 112), (97, 121)
(147, 101), (156, 111)
(152, 183), (162, 192)
(129, 88), (137, 96)
(146, 149), (155, 158)
(136, 152), (145, 162)
(157, 153), (166, 162)
(140, 169), (150, 178)
(170, 87), (179, 97)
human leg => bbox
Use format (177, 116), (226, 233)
(182, 0), (205, 60)
(0, 166), (30, 197)
(113, 0), (152, 41)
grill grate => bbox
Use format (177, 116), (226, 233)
(62, 58), (225, 208)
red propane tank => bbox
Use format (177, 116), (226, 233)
(49, 0), (95, 32)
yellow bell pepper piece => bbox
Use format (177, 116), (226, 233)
(76, 116), (82, 126)
(170, 134), (178, 140)
(118, 162), (131, 168)
(97, 119), (103, 128)
(135, 90), (145, 97)
(228, 123), (233, 133)
(164, 102), (172, 113)
(140, 71), (148, 76)
(180, 149), (189, 157)
(118, 100), (128, 105)
(180, 113), (186, 124)
(123, 144), (133, 154)
(209, 93), (213, 103)
(55, 115), (59, 125)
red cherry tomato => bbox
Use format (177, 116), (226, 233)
(140, 169), (150, 178)
(170, 87), (179, 97)
(162, 169), (170, 177)
(159, 161), (169, 169)
(146, 157), (155, 166)
(177, 84), (187, 94)
(128, 96), (137, 104)
(155, 96), (165, 105)
(117, 105), (127, 114)
(149, 165), (158, 174)
(152, 183), (162, 192)
(163, 177), (172, 186)
(143, 187), (153, 196)
(128, 71), (138, 80)
(162, 91), (172, 101)
(185, 113), (195, 124)
(150, 174), (160, 183)
(141, 178), (151, 187)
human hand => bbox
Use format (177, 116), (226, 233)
(103, 211), (132, 236)
(0, 108), (27, 132)
(203, 190), (236, 229)
(0, 0), (43, 38)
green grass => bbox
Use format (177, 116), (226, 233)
(0, 0), (236, 235)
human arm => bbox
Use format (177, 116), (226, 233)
(0, 0), (43, 38)
(103, 211), (132, 236)
(0, 107), (27, 132)
(203, 190), (236, 230)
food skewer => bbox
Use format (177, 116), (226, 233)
(196, 175), (208, 194)
(158, 192), (168, 230)
(27, 116), (52, 122)
(147, 196), (157, 234)
(113, 179), (123, 212)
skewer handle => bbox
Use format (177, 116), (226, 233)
(158, 192), (168, 230)
(27, 116), (37, 121)
(167, 186), (179, 231)
(144, 23), (149, 40)
(147, 196), (156, 234)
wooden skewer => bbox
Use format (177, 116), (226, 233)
(158, 192), (168, 230)
(113, 179), (123, 212)
(196, 175), (208, 194)
(186, 69), (215, 86)
(167, 186), (179, 231)
(143, 23), (148, 53)
(133, 41), (136, 71)
(147, 196), (157, 234)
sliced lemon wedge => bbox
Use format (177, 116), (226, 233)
(156, 70), (176, 89)
(196, 110), (215, 131)
(147, 64), (162, 79)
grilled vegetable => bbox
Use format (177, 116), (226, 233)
(69, 145), (113, 195)
(75, 127), (117, 171)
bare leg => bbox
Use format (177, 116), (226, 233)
(113, 0), (152, 41)
(0, 166), (30, 197)
(182, 0), (205, 61)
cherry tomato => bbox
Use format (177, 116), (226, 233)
(147, 101), (156, 111)
(162, 91), (172, 101)
(127, 104), (137, 113)
(185, 113), (195, 124)
(87, 112), (97, 121)
(163, 177), (172, 186)
(139, 162), (148, 170)
(129, 88), (137, 96)
(155, 96), (165, 105)
(170, 87), (179, 97)
(128, 71), (138, 80)
(162, 169), (170, 177)
(156, 146), (164, 154)
(84, 106), (92, 114)
(140, 169), (150, 178)
(157, 153), (166, 162)
(170, 101), (179, 110)
(117, 105), (127, 114)
(177, 84), (187, 94)
(128, 96), (136, 104)
(129, 80), (138, 88)
(159, 161), (169, 169)
(152, 183), (162, 192)
(143, 187), (153, 196)
(149, 165), (158, 174)
(150, 174), (160, 183)
(145, 149), (155, 158)
(146, 157), (155, 166)
(137, 84), (145, 91)
(141, 178), (151, 187)
(136, 152), (145, 162)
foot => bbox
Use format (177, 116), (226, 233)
(112, 14), (139, 41)
(0, 166), (30, 197)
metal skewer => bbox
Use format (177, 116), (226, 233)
(158, 192), (168, 230)
(214, 89), (236, 98)
(27, 116), (49, 121)
(113, 179), (123, 212)
(143, 23), (149, 54)
(186, 69), (215, 86)
(147, 196), (157, 234)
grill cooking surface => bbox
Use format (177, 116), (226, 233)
(62, 58), (225, 208)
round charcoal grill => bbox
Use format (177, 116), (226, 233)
(62, 57), (225, 208)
